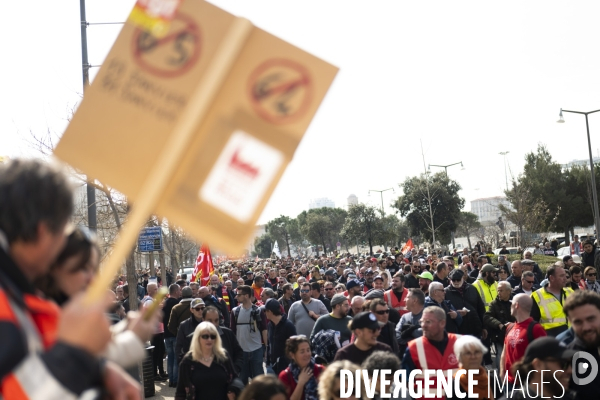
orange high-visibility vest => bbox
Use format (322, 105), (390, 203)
(383, 288), (409, 316)
(408, 333), (461, 400)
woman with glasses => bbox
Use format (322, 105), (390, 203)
(334, 284), (346, 293)
(579, 267), (600, 294)
(279, 335), (325, 400)
(452, 335), (494, 399)
(176, 321), (237, 400)
(317, 360), (360, 400)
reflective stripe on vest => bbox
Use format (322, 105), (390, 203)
(384, 288), (409, 315)
(532, 287), (574, 330)
(474, 279), (497, 311)
(222, 286), (230, 310)
(408, 334), (461, 399)
(0, 288), (97, 399)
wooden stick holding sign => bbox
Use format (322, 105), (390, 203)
(84, 18), (253, 304)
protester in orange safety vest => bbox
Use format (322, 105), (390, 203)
(0, 159), (138, 399)
(401, 306), (461, 400)
(383, 271), (409, 316)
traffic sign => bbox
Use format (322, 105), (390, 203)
(138, 226), (163, 252)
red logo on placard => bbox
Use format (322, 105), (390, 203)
(229, 150), (259, 179)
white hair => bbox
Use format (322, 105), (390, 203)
(497, 281), (512, 291)
(453, 335), (487, 362)
(428, 282), (443, 293)
(146, 282), (157, 289)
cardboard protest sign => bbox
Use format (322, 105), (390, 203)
(54, 0), (337, 300)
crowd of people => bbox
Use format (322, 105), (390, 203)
(2, 158), (600, 400)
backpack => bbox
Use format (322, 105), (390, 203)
(506, 320), (538, 344)
(233, 304), (262, 332)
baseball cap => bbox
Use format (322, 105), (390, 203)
(364, 289), (384, 300)
(522, 259), (535, 265)
(325, 269), (335, 276)
(264, 298), (281, 313)
(346, 279), (362, 290)
(481, 264), (499, 274)
(449, 269), (464, 281)
(190, 298), (205, 308)
(572, 255), (582, 265)
(373, 275), (384, 281)
(350, 312), (380, 330)
(417, 271), (434, 281)
(330, 293), (348, 307)
(371, 258), (378, 262)
(522, 337), (576, 364)
(365, 269), (374, 275)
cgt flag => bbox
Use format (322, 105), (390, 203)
(401, 239), (414, 255)
(193, 244), (214, 285)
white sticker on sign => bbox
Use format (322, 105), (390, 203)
(200, 130), (284, 223)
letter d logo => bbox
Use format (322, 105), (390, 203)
(572, 351), (599, 385)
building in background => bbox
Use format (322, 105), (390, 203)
(562, 156), (600, 169)
(309, 197), (335, 209)
(470, 196), (511, 224)
(347, 194), (358, 207)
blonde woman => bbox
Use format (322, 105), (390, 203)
(176, 322), (237, 400)
(317, 360), (360, 400)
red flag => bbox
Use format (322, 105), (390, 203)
(401, 239), (414, 255)
(192, 244), (214, 286)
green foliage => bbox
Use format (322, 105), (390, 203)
(302, 213), (332, 256)
(254, 234), (272, 258)
(266, 215), (302, 256)
(341, 204), (381, 255)
(502, 144), (595, 246)
(297, 207), (348, 253)
(393, 172), (464, 245)
(455, 211), (482, 249)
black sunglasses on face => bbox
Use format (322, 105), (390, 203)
(201, 334), (217, 340)
(374, 310), (390, 315)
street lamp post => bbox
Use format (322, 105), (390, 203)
(428, 161), (464, 249)
(499, 151), (509, 191)
(428, 161), (464, 177)
(557, 108), (600, 239)
(368, 188), (395, 216)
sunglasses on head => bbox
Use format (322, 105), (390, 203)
(201, 334), (217, 340)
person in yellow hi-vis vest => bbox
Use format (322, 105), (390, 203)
(473, 264), (499, 312)
(473, 263), (499, 368)
(531, 263), (574, 337)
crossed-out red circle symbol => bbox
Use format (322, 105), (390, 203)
(132, 13), (201, 78)
(248, 59), (313, 124)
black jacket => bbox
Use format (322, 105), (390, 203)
(267, 315), (297, 373)
(163, 297), (180, 339)
(444, 283), (485, 337)
(175, 316), (202, 362)
(377, 321), (400, 357)
(424, 297), (461, 334)
(581, 246), (600, 270)
(317, 294), (331, 312)
(218, 326), (244, 374)
(175, 353), (237, 400)
(483, 297), (515, 343)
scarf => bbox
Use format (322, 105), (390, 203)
(290, 359), (318, 400)
(458, 366), (493, 400)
